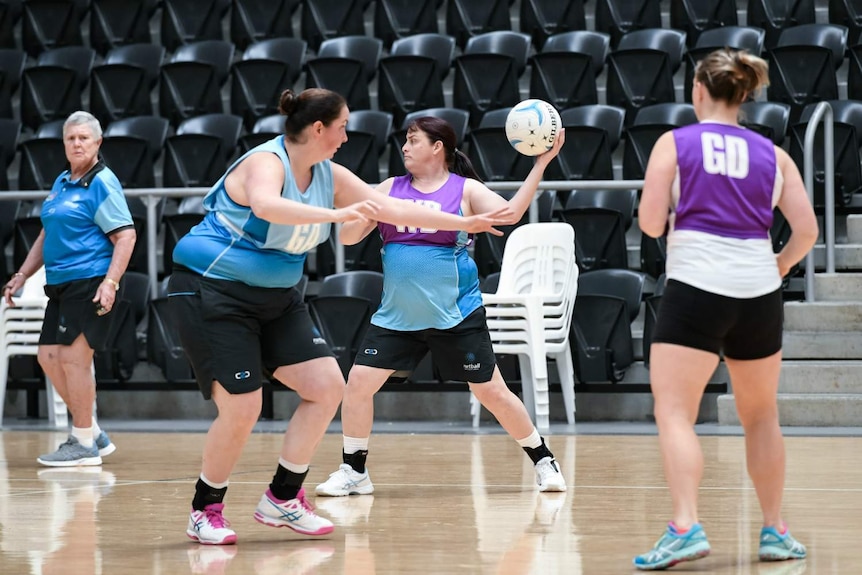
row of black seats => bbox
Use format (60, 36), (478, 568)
(3, 0), (860, 57)
(3, 93), (859, 211)
(2, 20), (859, 146)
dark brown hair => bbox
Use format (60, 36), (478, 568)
(406, 116), (482, 182)
(694, 48), (769, 106)
(278, 88), (347, 143)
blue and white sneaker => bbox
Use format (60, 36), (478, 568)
(315, 464), (374, 497)
(634, 523), (711, 570)
(37, 435), (102, 467)
(95, 431), (116, 457)
(759, 525), (807, 561)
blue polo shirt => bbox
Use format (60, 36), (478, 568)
(41, 161), (134, 285)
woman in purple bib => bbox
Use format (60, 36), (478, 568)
(633, 49), (818, 570)
(314, 116), (571, 498)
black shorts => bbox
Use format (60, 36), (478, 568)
(354, 307), (497, 383)
(167, 269), (335, 399)
(40, 276), (124, 352)
(651, 279), (783, 360)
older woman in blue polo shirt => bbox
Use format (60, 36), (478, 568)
(3, 111), (136, 467)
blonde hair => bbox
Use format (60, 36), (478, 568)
(694, 48), (769, 106)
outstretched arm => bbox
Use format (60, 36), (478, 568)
(339, 179), (394, 246)
(332, 163), (511, 236)
(464, 128), (566, 220)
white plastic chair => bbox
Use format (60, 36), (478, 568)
(476, 223), (578, 430)
(0, 267), (68, 428)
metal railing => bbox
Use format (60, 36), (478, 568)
(0, 180), (646, 299)
(802, 101), (834, 302)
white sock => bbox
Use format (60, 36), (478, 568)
(278, 458), (309, 474)
(91, 418), (103, 437)
(516, 428), (542, 450)
(343, 435), (369, 454)
(72, 426), (95, 448)
(200, 473), (229, 489)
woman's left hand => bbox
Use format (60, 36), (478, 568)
(93, 281), (117, 316)
(535, 127), (566, 166)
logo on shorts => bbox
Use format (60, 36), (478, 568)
(234, 370), (251, 380)
(58, 325), (67, 333)
(463, 352), (480, 371)
(364, 348), (378, 355)
(313, 337), (326, 345)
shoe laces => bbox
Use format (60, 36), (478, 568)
(202, 504), (230, 529)
(294, 489), (318, 516)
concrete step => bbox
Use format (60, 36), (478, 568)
(717, 393), (862, 426)
(809, 273), (862, 301)
(811, 244), (862, 271)
(777, 361), (862, 394)
(784, 301), (862, 331)
(847, 214), (862, 244)
(783, 330), (862, 359)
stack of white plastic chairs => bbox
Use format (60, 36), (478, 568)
(477, 223), (579, 430)
(0, 266), (68, 428)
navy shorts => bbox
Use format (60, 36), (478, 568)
(40, 276), (124, 352)
(354, 307), (497, 383)
(168, 269), (334, 399)
(651, 279), (783, 360)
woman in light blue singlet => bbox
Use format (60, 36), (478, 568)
(314, 116), (573, 498)
(171, 89), (511, 546)
(633, 49), (818, 570)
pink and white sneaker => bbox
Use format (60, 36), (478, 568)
(187, 503), (237, 545)
(253, 488), (335, 536)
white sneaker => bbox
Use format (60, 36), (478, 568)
(253, 488), (335, 536)
(187, 503), (237, 545)
(315, 464), (375, 497)
(535, 457), (567, 492)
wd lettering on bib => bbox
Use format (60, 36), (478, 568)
(701, 132), (749, 179)
(395, 199), (441, 234)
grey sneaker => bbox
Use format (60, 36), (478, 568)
(95, 431), (116, 457)
(37, 435), (102, 467)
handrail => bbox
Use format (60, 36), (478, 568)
(802, 102), (834, 302)
(0, 180), (645, 299)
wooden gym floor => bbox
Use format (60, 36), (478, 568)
(0, 429), (855, 574)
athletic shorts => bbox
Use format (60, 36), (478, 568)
(354, 306), (497, 383)
(651, 279), (783, 360)
(167, 269), (334, 399)
(40, 276), (123, 352)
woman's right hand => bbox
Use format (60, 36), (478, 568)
(333, 199), (381, 224)
(3, 274), (26, 307)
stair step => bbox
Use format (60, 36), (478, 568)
(783, 331), (862, 359)
(779, 361), (862, 394)
(718, 393), (862, 426)
(784, 301), (862, 331)
(811, 273), (862, 302)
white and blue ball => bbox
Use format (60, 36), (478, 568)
(504, 99), (561, 156)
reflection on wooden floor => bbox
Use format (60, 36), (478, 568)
(0, 430), (855, 574)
